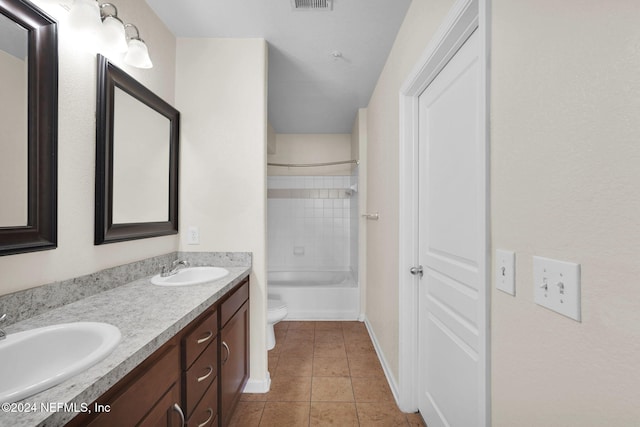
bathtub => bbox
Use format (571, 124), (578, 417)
(268, 270), (360, 320)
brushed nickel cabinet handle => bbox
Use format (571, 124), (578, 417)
(197, 408), (214, 427)
(196, 330), (213, 345)
(197, 365), (214, 383)
(172, 403), (185, 427)
(222, 341), (230, 364)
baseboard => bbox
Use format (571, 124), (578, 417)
(363, 316), (402, 409)
(242, 372), (271, 393)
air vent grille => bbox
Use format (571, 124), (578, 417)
(291, 0), (333, 11)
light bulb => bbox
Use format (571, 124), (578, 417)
(124, 39), (153, 69)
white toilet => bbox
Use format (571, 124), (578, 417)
(267, 298), (287, 350)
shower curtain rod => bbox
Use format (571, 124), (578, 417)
(267, 160), (359, 168)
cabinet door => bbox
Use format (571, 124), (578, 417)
(220, 300), (249, 426)
(139, 383), (184, 427)
(83, 343), (181, 427)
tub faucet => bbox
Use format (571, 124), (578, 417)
(0, 313), (7, 341)
(161, 260), (191, 277)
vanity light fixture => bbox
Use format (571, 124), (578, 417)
(123, 24), (153, 69)
(99, 3), (128, 53)
(67, 0), (101, 34)
(68, 0), (153, 68)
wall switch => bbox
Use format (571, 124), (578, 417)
(187, 226), (200, 245)
(533, 256), (581, 321)
(495, 249), (516, 295)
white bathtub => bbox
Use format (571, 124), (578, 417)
(268, 270), (360, 320)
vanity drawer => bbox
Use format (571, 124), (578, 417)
(221, 280), (249, 327)
(183, 337), (217, 417)
(182, 309), (217, 370)
(186, 377), (218, 427)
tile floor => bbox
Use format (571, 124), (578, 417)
(230, 321), (426, 426)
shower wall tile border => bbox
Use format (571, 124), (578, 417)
(0, 251), (251, 327)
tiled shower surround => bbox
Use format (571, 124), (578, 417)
(268, 175), (358, 279)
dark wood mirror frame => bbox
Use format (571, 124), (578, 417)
(0, 0), (57, 256)
(95, 54), (179, 245)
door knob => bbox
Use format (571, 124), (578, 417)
(410, 266), (423, 278)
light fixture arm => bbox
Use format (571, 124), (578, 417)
(124, 23), (144, 42)
(99, 3), (121, 22)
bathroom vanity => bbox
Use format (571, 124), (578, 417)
(67, 278), (249, 427)
(0, 255), (251, 427)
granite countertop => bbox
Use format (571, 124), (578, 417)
(0, 266), (251, 427)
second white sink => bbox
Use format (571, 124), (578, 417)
(151, 266), (229, 287)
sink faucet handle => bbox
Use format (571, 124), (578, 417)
(172, 259), (190, 268)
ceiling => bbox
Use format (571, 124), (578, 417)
(145, 0), (411, 134)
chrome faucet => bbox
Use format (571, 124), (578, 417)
(0, 314), (7, 341)
(161, 260), (191, 277)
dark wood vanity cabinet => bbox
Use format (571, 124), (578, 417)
(68, 339), (184, 427)
(220, 283), (250, 426)
(66, 278), (250, 427)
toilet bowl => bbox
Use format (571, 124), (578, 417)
(267, 298), (287, 350)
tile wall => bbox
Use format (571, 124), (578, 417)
(267, 176), (357, 275)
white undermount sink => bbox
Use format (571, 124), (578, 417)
(0, 322), (121, 403)
(150, 266), (230, 287)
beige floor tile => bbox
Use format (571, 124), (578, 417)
(268, 353), (280, 373)
(356, 402), (409, 426)
(311, 377), (354, 402)
(267, 375), (312, 401)
(314, 341), (347, 358)
(315, 329), (345, 343)
(274, 321), (290, 332)
(406, 412), (427, 426)
(275, 356), (313, 377)
(310, 402), (359, 426)
(286, 329), (316, 343)
(313, 357), (350, 377)
(281, 341), (315, 359)
(228, 401), (265, 427)
(315, 321), (345, 330)
(347, 355), (384, 378)
(260, 402), (310, 427)
(345, 339), (376, 357)
(287, 321), (316, 330)
(241, 393), (268, 402)
(351, 377), (394, 402)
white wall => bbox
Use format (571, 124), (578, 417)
(491, 1), (640, 425)
(366, 0), (640, 424)
(365, 0), (455, 382)
(176, 38), (269, 387)
(352, 109), (367, 316)
(267, 133), (352, 176)
(0, 0), (178, 296)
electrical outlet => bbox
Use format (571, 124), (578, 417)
(495, 249), (515, 295)
(533, 256), (581, 321)
(187, 226), (200, 245)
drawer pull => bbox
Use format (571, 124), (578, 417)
(197, 365), (214, 383)
(172, 403), (186, 427)
(196, 330), (213, 345)
(222, 341), (230, 364)
(197, 408), (214, 427)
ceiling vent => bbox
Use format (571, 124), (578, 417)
(291, 0), (333, 11)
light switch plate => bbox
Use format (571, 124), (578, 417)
(533, 256), (581, 321)
(495, 249), (515, 295)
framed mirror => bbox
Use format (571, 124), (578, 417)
(0, 0), (57, 256)
(95, 54), (179, 244)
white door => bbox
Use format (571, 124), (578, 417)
(417, 28), (487, 427)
